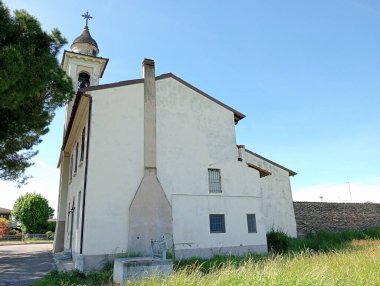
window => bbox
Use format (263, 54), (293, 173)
(208, 169), (222, 193)
(74, 143), (79, 174)
(69, 154), (74, 182)
(247, 214), (257, 233)
(80, 127), (86, 162)
(209, 214), (225, 233)
(77, 191), (81, 229)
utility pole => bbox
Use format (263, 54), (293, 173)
(347, 182), (353, 203)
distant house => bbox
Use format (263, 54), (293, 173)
(0, 207), (11, 220)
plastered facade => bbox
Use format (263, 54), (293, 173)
(55, 59), (296, 271)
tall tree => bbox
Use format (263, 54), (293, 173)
(0, 1), (74, 185)
(12, 192), (53, 233)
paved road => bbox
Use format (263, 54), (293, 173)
(0, 244), (54, 286)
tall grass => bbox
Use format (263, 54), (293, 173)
(33, 228), (380, 285)
(131, 244), (380, 286)
(287, 227), (380, 252)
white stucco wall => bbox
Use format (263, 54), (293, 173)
(82, 83), (144, 255)
(245, 151), (297, 237)
(155, 78), (267, 252)
(172, 195), (267, 252)
(62, 74), (296, 261)
(64, 103), (89, 256)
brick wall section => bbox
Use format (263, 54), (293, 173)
(293, 202), (380, 237)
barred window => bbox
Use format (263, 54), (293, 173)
(209, 214), (225, 233)
(247, 214), (257, 233)
(208, 169), (222, 193)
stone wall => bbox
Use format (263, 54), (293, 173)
(293, 202), (380, 237)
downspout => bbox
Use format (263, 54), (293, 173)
(80, 94), (92, 254)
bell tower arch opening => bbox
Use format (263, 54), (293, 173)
(77, 72), (90, 89)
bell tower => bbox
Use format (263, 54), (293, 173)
(61, 12), (108, 123)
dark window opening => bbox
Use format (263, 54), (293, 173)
(80, 127), (86, 162)
(77, 72), (90, 89)
(209, 214), (225, 233)
(247, 214), (257, 233)
(74, 143), (79, 173)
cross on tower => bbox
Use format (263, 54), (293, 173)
(81, 11), (93, 27)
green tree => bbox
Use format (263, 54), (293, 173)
(0, 1), (74, 185)
(12, 192), (53, 233)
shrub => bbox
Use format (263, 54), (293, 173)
(8, 229), (17, 235)
(46, 231), (54, 240)
(0, 218), (10, 236)
(266, 230), (290, 253)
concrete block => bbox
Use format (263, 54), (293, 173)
(113, 257), (172, 285)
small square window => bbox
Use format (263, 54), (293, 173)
(208, 169), (222, 193)
(209, 214), (225, 233)
(247, 214), (257, 233)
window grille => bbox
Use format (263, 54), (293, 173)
(247, 214), (257, 233)
(208, 169), (222, 193)
(209, 214), (225, 233)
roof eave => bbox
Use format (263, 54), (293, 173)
(245, 148), (297, 176)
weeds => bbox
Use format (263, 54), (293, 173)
(33, 227), (380, 285)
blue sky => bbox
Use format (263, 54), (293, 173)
(1, 0), (379, 210)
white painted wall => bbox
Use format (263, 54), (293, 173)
(64, 105), (88, 256)
(245, 151), (297, 237)
(61, 74), (296, 260)
(155, 77), (267, 252)
(172, 195), (267, 251)
(82, 83), (144, 255)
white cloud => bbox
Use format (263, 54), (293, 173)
(293, 178), (380, 203)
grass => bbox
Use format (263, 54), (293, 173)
(32, 262), (114, 286)
(32, 228), (380, 286)
(287, 227), (380, 252)
(133, 243), (380, 286)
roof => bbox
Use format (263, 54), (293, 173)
(83, 73), (245, 122)
(60, 73), (246, 155)
(245, 148), (297, 176)
(71, 26), (98, 50)
(246, 163), (272, 178)
(0, 207), (11, 214)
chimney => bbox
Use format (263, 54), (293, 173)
(128, 59), (173, 256)
(142, 58), (156, 170)
(237, 145), (245, 161)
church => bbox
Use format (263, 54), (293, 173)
(53, 14), (297, 271)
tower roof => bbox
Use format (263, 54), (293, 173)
(72, 26), (98, 49)
(70, 12), (99, 56)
